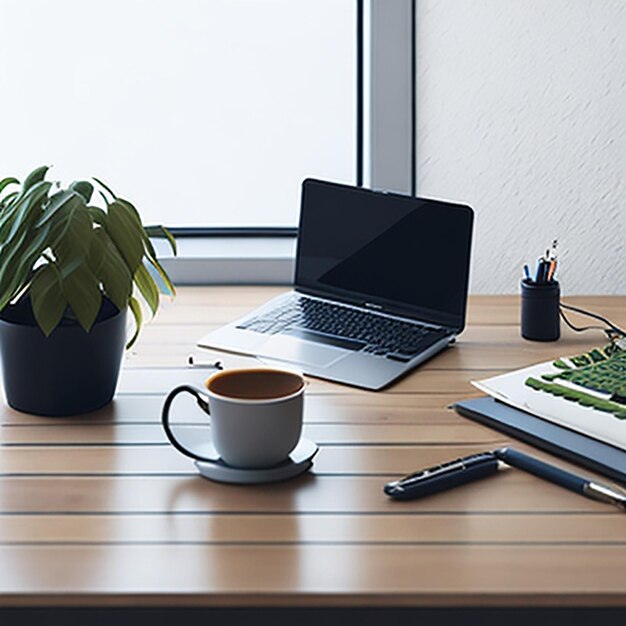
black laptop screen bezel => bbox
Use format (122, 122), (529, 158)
(294, 179), (474, 333)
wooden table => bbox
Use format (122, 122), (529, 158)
(1, 288), (626, 623)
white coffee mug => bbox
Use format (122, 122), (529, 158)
(161, 368), (305, 469)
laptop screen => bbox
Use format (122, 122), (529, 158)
(295, 179), (474, 331)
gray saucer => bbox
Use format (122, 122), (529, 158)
(195, 438), (318, 485)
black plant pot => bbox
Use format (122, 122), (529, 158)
(0, 297), (127, 416)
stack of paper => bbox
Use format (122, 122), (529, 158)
(473, 345), (626, 451)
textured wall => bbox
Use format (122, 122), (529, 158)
(416, 0), (625, 295)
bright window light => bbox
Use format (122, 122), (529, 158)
(0, 0), (356, 227)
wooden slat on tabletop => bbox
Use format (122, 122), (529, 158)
(0, 423), (503, 447)
(1, 545), (626, 606)
(114, 366), (497, 396)
(2, 513), (625, 545)
(0, 439), (618, 491)
(0, 394), (475, 426)
(465, 295), (626, 327)
(0, 444), (509, 476)
(128, 323), (208, 346)
(0, 471), (618, 514)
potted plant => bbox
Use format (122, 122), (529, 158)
(0, 165), (176, 416)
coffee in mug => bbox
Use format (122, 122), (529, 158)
(161, 368), (305, 469)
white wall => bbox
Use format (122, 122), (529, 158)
(416, 0), (625, 295)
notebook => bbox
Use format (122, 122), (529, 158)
(455, 396), (626, 485)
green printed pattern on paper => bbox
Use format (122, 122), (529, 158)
(525, 376), (626, 419)
(524, 346), (626, 420)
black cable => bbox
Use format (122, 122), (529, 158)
(559, 301), (626, 339)
(559, 309), (607, 334)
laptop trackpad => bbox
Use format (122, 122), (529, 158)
(257, 331), (352, 368)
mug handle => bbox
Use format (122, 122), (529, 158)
(161, 385), (213, 462)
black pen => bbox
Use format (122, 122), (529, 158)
(385, 448), (626, 511)
(384, 452), (501, 500)
(495, 448), (626, 510)
(187, 355), (223, 370)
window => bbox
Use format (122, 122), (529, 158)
(2, 1), (415, 282)
(1, 0), (357, 228)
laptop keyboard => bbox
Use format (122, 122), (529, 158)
(237, 295), (450, 361)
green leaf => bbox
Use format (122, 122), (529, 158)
(133, 262), (159, 316)
(97, 190), (110, 207)
(5, 180), (52, 244)
(115, 202), (176, 294)
(111, 200), (176, 293)
(92, 229), (133, 311)
(61, 262), (102, 332)
(50, 195), (93, 262)
(126, 295), (143, 349)
(0, 222), (51, 310)
(1, 182), (51, 255)
(144, 225), (177, 255)
(88, 229), (106, 277)
(69, 180), (94, 203)
(56, 256), (84, 282)
(36, 189), (78, 228)
(0, 177), (19, 196)
(13, 222), (51, 278)
(30, 264), (67, 336)
(0, 203), (18, 241)
(106, 200), (144, 272)
(114, 201), (176, 295)
(0, 190), (19, 210)
(22, 166), (49, 192)
(120, 214), (176, 296)
(116, 198), (143, 227)
(114, 199), (173, 257)
(92, 176), (117, 201)
(88, 205), (107, 226)
(144, 253), (175, 296)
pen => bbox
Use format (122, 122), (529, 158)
(535, 259), (546, 284)
(496, 448), (626, 511)
(384, 447), (626, 510)
(187, 355), (224, 370)
(384, 452), (501, 500)
(525, 240), (559, 286)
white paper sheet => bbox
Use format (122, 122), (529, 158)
(473, 360), (626, 451)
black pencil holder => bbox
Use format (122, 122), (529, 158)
(521, 279), (560, 341)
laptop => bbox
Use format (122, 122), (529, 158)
(198, 179), (474, 390)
